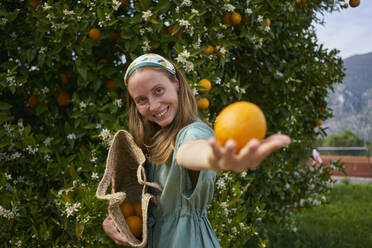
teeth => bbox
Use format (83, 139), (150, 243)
(155, 108), (167, 118)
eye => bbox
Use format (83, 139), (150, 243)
(136, 97), (147, 105)
(154, 87), (164, 96)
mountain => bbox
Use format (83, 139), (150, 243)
(325, 51), (372, 142)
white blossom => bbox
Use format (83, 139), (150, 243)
(43, 137), (53, 147)
(217, 33), (225, 39)
(191, 9), (199, 14)
(0, 18), (8, 25)
(216, 177), (226, 189)
(176, 50), (190, 64)
(67, 133), (77, 140)
(112, 0), (121, 11)
(142, 10), (152, 21)
(264, 26), (270, 32)
(215, 77), (222, 85)
(99, 129), (111, 141)
(181, 0), (192, 6)
(114, 99), (122, 107)
(178, 19), (190, 29)
(96, 123), (102, 129)
(25, 145), (39, 155)
(39, 47), (47, 54)
(142, 40), (151, 52)
(41, 86), (49, 94)
(43, 3), (52, 10)
(257, 15), (263, 22)
(245, 8), (253, 14)
(91, 172), (99, 179)
(79, 102), (87, 110)
(63, 9), (74, 15)
(10, 152), (22, 160)
(65, 202), (81, 217)
(223, 4), (236, 12)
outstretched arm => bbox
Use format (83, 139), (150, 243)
(176, 134), (291, 173)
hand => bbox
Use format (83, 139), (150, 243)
(102, 216), (130, 246)
(207, 134), (291, 173)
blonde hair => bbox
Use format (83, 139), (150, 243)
(127, 62), (198, 165)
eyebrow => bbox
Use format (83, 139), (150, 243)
(133, 83), (163, 102)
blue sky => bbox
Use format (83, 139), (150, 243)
(314, 1), (372, 59)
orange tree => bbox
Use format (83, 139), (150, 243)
(0, 0), (346, 247)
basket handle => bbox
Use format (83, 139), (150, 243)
(96, 159), (126, 203)
(137, 164), (163, 193)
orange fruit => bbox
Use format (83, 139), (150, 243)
(343, 3), (349, 8)
(57, 92), (71, 107)
(120, 202), (135, 218)
(296, 0), (307, 8)
(28, 95), (38, 109)
(108, 32), (119, 43)
(316, 107), (324, 113)
(198, 79), (212, 93)
(231, 12), (242, 25)
(105, 79), (119, 90)
(97, 59), (109, 65)
(81, 35), (87, 44)
(202, 45), (214, 54)
(197, 98), (209, 109)
(349, 0), (360, 8)
(88, 28), (101, 41)
(125, 216), (142, 238)
(315, 119), (323, 126)
(61, 74), (68, 85)
(119, 0), (130, 8)
(266, 17), (271, 26)
(167, 24), (182, 37)
(214, 101), (267, 153)
(222, 13), (232, 25)
(29, 0), (40, 9)
(134, 202), (142, 218)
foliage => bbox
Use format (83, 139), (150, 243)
(0, 0), (345, 247)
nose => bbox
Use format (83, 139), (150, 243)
(148, 98), (160, 112)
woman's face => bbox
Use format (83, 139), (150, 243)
(127, 67), (179, 127)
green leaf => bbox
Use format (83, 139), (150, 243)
(75, 222), (85, 238)
(0, 102), (12, 110)
(76, 61), (88, 81)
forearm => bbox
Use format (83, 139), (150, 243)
(176, 139), (220, 171)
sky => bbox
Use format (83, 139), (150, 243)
(314, 0), (372, 59)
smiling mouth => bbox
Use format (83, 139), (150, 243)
(154, 106), (169, 119)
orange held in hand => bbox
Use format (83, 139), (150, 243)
(214, 101), (267, 153)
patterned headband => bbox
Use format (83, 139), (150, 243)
(124, 53), (176, 84)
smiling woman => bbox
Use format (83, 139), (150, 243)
(101, 53), (290, 247)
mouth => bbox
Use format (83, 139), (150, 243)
(154, 106), (169, 120)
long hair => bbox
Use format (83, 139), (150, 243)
(127, 62), (198, 165)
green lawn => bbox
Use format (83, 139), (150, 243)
(266, 183), (372, 248)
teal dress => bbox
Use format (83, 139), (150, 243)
(145, 120), (221, 248)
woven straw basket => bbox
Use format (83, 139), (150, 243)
(96, 130), (162, 247)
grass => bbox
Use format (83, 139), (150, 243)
(266, 183), (372, 248)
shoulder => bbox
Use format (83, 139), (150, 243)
(175, 120), (214, 149)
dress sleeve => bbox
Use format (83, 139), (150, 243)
(173, 121), (216, 200)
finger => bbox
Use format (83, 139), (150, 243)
(261, 134), (291, 145)
(256, 138), (290, 158)
(224, 139), (237, 155)
(239, 138), (260, 157)
(208, 137), (223, 159)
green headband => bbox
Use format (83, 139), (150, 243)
(124, 53), (176, 84)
